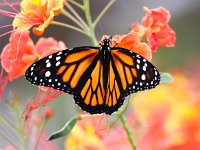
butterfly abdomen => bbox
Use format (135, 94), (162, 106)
(100, 40), (112, 94)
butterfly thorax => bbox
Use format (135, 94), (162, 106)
(99, 38), (111, 60)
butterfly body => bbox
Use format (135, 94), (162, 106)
(25, 37), (160, 115)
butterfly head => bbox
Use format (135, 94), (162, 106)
(99, 35), (112, 48)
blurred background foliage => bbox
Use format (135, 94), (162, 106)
(0, 0), (200, 149)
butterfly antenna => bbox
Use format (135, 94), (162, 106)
(112, 41), (119, 48)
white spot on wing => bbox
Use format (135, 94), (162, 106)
(46, 62), (51, 68)
(141, 74), (146, 80)
(45, 71), (51, 77)
(143, 66), (146, 71)
(57, 51), (62, 55)
(56, 56), (61, 61)
(46, 59), (50, 63)
(56, 61), (60, 66)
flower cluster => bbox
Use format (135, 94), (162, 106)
(132, 7), (176, 51)
(133, 71), (200, 150)
(1, 30), (66, 81)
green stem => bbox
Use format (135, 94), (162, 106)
(116, 95), (137, 150)
(51, 21), (89, 36)
(65, 2), (89, 31)
(83, 0), (98, 46)
(93, 0), (116, 28)
(60, 8), (86, 31)
(119, 114), (137, 150)
(68, 0), (84, 10)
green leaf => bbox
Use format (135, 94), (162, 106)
(160, 72), (174, 84)
(48, 116), (80, 141)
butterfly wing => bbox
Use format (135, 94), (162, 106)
(25, 47), (105, 114)
(104, 47), (160, 114)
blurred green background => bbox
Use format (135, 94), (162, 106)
(0, 0), (200, 149)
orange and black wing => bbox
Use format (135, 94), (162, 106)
(104, 47), (160, 114)
(25, 47), (105, 114)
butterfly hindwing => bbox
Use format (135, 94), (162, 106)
(74, 58), (106, 114)
(104, 48), (160, 114)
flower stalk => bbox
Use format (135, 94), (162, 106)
(83, 0), (98, 46)
(51, 21), (89, 36)
(119, 114), (137, 150)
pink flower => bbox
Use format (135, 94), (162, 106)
(4, 145), (16, 150)
(0, 30), (36, 81)
(35, 37), (67, 58)
(147, 24), (176, 51)
(142, 7), (170, 31)
(142, 7), (176, 51)
(24, 88), (62, 122)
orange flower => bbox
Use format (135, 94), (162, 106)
(110, 31), (152, 61)
(141, 7), (176, 51)
(13, 0), (64, 35)
(0, 30), (36, 81)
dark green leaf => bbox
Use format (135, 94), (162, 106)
(48, 116), (80, 141)
(160, 72), (174, 84)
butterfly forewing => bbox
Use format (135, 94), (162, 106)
(26, 47), (96, 93)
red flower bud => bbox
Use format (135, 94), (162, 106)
(44, 107), (54, 120)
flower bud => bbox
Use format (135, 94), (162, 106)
(44, 107), (54, 120)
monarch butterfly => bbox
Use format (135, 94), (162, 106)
(25, 36), (160, 115)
